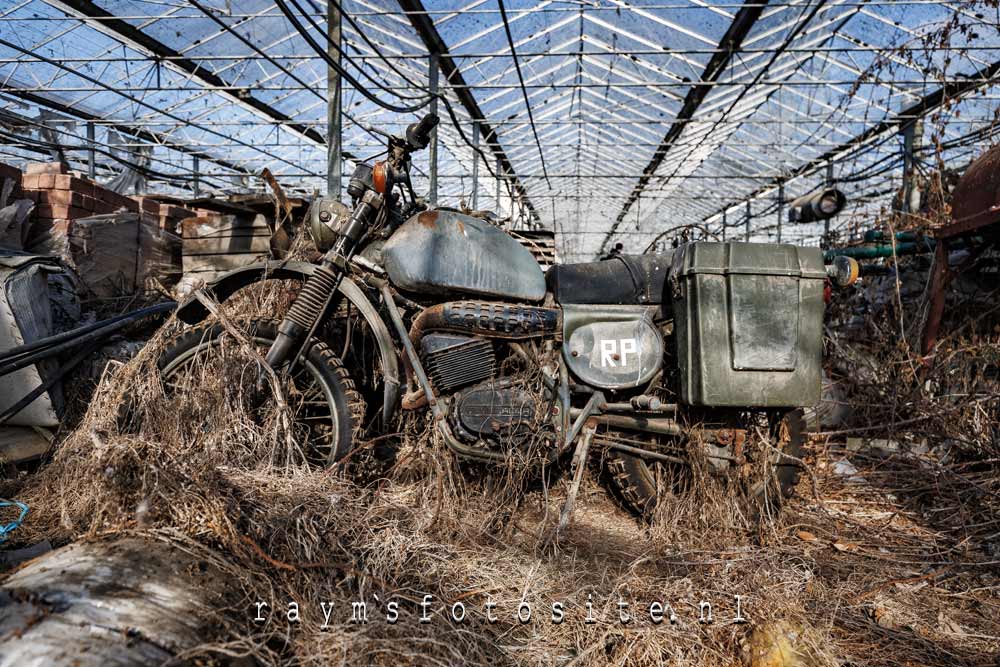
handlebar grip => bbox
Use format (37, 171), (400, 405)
(406, 113), (439, 150)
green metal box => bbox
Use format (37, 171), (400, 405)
(669, 242), (826, 408)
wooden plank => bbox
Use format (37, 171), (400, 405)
(182, 252), (268, 273)
(184, 234), (271, 256)
(0, 426), (52, 463)
(181, 214), (269, 239)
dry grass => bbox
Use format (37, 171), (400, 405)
(0, 266), (997, 666)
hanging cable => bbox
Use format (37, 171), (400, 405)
(189, 0), (392, 147)
(270, 0), (518, 202)
(272, 0), (431, 113)
(318, 0), (429, 92)
(297, 0), (431, 102)
(496, 0), (551, 189)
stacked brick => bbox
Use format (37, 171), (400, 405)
(12, 162), (193, 297)
(22, 168), (140, 257)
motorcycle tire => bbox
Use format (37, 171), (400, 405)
(158, 320), (364, 465)
(605, 409), (807, 519)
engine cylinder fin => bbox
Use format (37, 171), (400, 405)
(421, 333), (496, 393)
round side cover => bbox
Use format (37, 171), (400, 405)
(383, 210), (546, 302)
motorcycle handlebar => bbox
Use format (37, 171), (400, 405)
(405, 113), (439, 151)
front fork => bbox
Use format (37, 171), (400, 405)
(264, 190), (382, 369)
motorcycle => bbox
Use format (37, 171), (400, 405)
(162, 112), (857, 518)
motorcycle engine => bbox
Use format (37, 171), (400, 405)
(451, 378), (545, 449)
(419, 333), (551, 451)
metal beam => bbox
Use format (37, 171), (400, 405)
(704, 53), (1000, 230)
(428, 52), (439, 205)
(327, 0), (342, 198)
(0, 84), (253, 179)
(600, 0), (769, 256)
(471, 120), (479, 210)
(397, 0), (539, 223)
(44, 0), (329, 148)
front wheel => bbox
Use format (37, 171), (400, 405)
(604, 409), (807, 519)
(157, 320), (365, 465)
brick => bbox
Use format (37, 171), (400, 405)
(35, 204), (93, 219)
(34, 189), (94, 209)
(91, 199), (121, 215)
(51, 174), (95, 197)
(24, 161), (68, 175)
(161, 204), (196, 220)
(93, 186), (137, 212)
(22, 173), (57, 190)
(132, 196), (162, 215)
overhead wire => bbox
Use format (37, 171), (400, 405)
(302, 0), (430, 100)
(188, 0), (392, 148)
(277, 0), (522, 205)
(272, 0), (431, 113)
(496, 0), (551, 190)
(267, 0), (517, 205)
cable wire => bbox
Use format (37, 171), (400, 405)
(497, 0), (551, 189)
(272, 0), (431, 113)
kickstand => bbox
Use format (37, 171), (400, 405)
(554, 422), (596, 538)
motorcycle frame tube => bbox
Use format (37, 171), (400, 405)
(175, 261), (401, 427)
(381, 286), (523, 463)
(574, 410), (739, 449)
(379, 284), (511, 463)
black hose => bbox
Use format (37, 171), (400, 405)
(0, 302), (176, 377)
(0, 302), (176, 365)
(0, 340), (102, 425)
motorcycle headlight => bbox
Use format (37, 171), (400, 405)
(307, 197), (351, 251)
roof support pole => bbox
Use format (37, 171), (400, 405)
(721, 209), (726, 242)
(326, 0), (342, 199)
(398, 0), (538, 222)
(193, 156), (201, 197)
(901, 119), (922, 214)
(86, 121), (95, 180)
(471, 120), (480, 210)
(428, 51), (440, 206)
(776, 181), (784, 244)
(823, 162), (834, 248)
(496, 157), (502, 215)
(745, 199), (751, 242)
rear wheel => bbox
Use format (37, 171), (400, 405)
(604, 409), (806, 518)
(157, 321), (364, 465)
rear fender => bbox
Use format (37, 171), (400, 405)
(175, 261), (401, 426)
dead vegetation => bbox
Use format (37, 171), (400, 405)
(0, 259), (995, 667)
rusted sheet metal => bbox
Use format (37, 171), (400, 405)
(944, 144), (1000, 238)
(0, 256), (63, 427)
(383, 209), (546, 302)
(0, 536), (235, 667)
(261, 167), (293, 219)
(921, 240), (950, 357)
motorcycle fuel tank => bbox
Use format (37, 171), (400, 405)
(383, 210), (546, 302)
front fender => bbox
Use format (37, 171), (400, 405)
(176, 261), (401, 426)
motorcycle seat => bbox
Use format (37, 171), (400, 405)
(546, 253), (672, 305)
